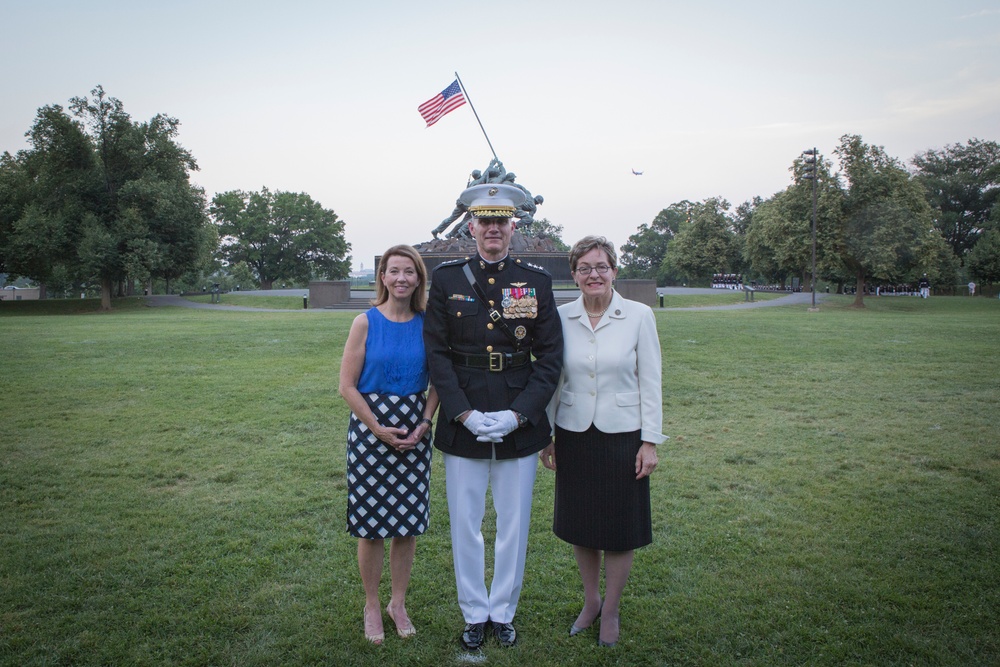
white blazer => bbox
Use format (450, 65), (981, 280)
(550, 291), (666, 444)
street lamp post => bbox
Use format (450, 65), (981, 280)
(802, 148), (819, 311)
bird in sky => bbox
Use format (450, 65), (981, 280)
(632, 169), (643, 175)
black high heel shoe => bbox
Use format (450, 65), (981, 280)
(568, 601), (603, 637)
(598, 614), (619, 647)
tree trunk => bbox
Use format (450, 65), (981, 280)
(100, 277), (113, 311)
(852, 270), (866, 308)
(260, 278), (273, 290)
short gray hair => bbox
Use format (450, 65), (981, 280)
(568, 235), (618, 273)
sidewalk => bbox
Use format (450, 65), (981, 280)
(658, 288), (824, 311)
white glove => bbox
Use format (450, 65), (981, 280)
(476, 410), (520, 440)
(462, 410), (497, 437)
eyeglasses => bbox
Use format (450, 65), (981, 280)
(574, 264), (612, 276)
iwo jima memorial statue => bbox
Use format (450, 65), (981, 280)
(304, 158), (570, 309)
(408, 157), (570, 280)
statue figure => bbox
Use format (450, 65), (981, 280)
(432, 199), (468, 239)
(503, 172), (542, 228)
(446, 217), (473, 239)
(430, 158), (542, 239)
(466, 158), (506, 186)
(516, 194), (544, 228)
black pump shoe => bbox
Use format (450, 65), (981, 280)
(569, 601), (603, 637)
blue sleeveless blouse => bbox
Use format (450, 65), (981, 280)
(356, 307), (428, 396)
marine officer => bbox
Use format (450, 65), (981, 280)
(423, 182), (563, 650)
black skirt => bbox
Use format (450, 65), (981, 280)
(553, 424), (652, 551)
(347, 392), (432, 539)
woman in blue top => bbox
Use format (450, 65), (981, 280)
(339, 244), (439, 645)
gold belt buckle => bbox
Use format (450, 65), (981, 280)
(488, 352), (504, 371)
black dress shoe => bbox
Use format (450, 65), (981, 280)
(492, 621), (517, 647)
(460, 622), (487, 651)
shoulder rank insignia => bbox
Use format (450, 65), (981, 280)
(436, 257), (469, 269)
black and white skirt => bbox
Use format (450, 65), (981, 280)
(347, 392), (432, 539)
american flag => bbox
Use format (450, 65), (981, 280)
(417, 79), (466, 128)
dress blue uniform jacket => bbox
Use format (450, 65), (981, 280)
(423, 254), (564, 460)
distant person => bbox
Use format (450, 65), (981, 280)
(540, 235), (665, 648)
(919, 274), (930, 299)
(339, 244), (439, 644)
(968, 281), (976, 297)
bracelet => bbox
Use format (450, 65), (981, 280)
(419, 418), (433, 427)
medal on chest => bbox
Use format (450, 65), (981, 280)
(501, 287), (538, 319)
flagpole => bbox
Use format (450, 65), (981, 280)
(454, 71), (498, 161)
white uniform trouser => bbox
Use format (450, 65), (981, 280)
(443, 451), (537, 624)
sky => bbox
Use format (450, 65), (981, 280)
(3, 0), (999, 272)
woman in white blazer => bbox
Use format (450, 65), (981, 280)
(540, 235), (665, 647)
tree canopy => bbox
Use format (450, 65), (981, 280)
(519, 217), (569, 251)
(744, 154), (843, 288)
(210, 188), (351, 289)
(833, 134), (947, 306)
(967, 229), (1000, 284)
(0, 86), (211, 308)
(911, 138), (1000, 261)
(619, 201), (693, 281)
(662, 198), (740, 284)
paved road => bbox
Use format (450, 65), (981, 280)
(658, 288), (825, 311)
(146, 288), (825, 312)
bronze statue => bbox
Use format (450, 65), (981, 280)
(431, 159), (542, 238)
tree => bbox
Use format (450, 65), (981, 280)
(1, 105), (97, 296)
(745, 156), (843, 288)
(744, 191), (799, 285)
(0, 87), (210, 309)
(115, 113), (216, 295)
(211, 188), (351, 289)
(967, 229), (1000, 284)
(519, 217), (569, 251)
(661, 198), (739, 284)
(911, 138), (1000, 261)
(619, 201), (692, 282)
(731, 197), (762, 236)
(834, 134), (943, 307)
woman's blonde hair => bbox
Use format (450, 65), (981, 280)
(568, 235), (618, 273)
(372, 244), (429, 312)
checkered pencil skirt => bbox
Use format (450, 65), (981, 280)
(347, 392), (432, 539)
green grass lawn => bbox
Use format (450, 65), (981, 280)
(2, 296), (998, 666)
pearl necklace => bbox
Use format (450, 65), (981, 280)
(585, 303), (610, 318)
